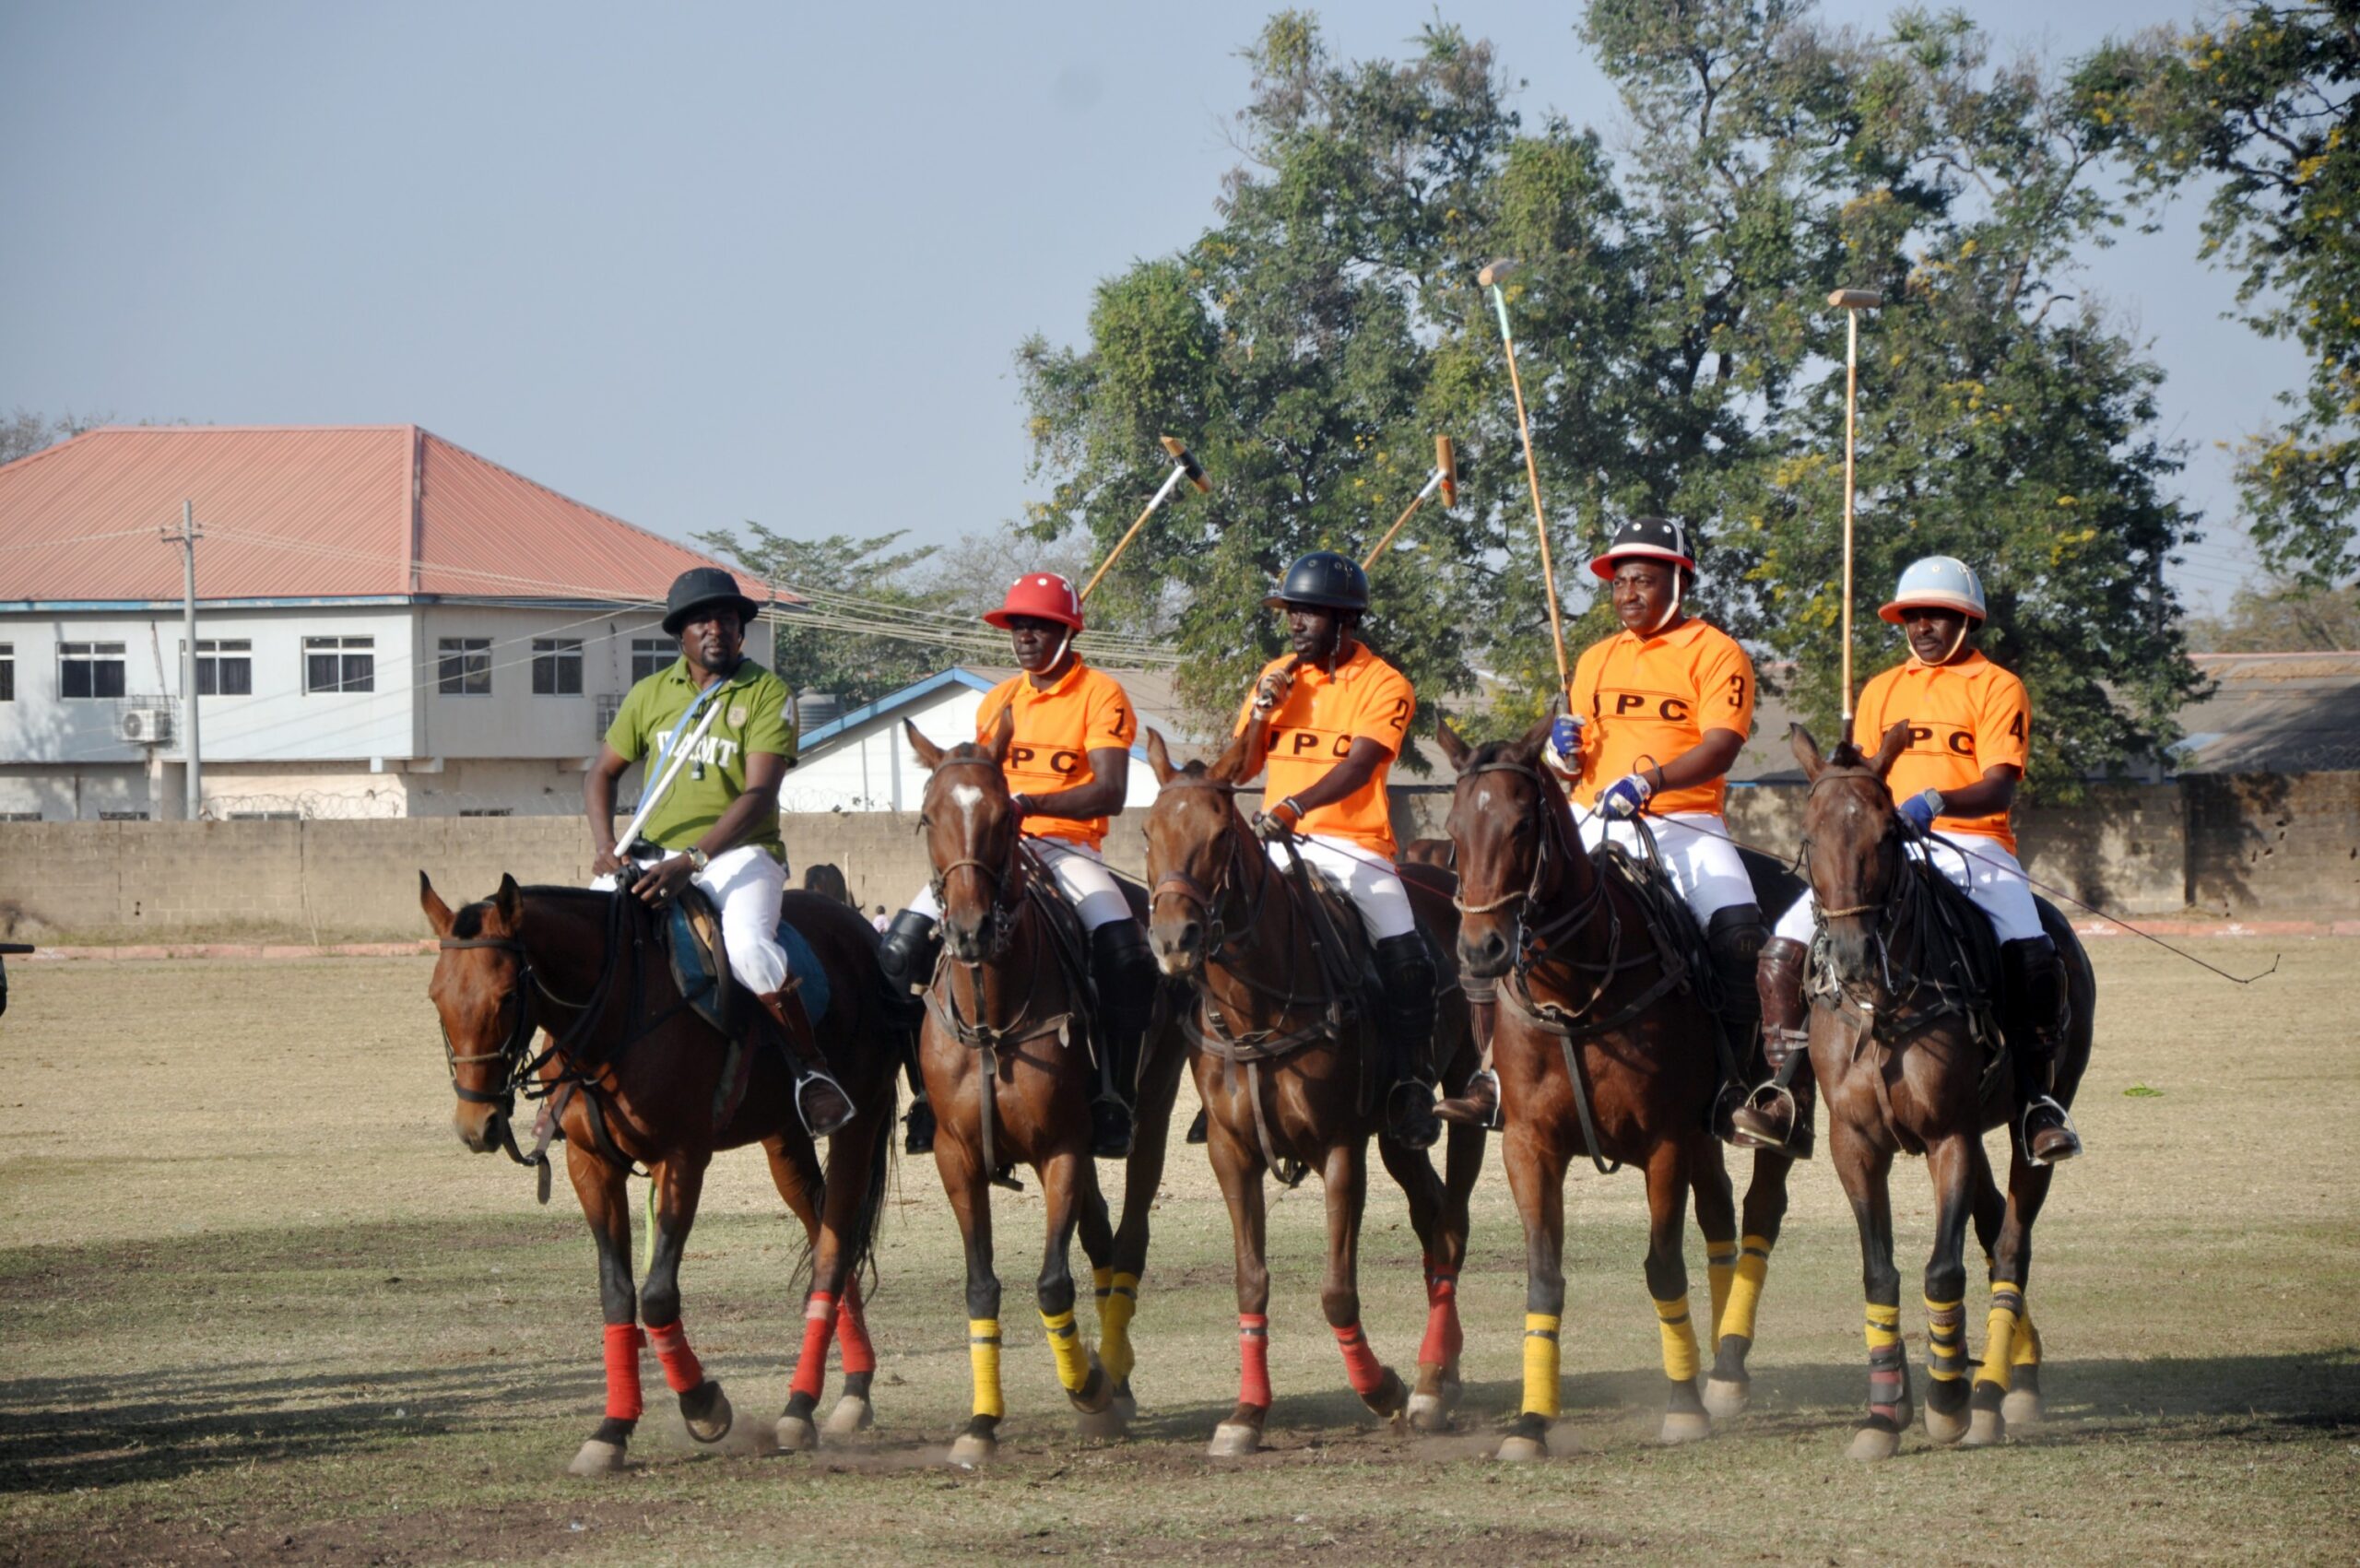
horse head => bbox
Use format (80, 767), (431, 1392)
(1140, 726), (1259, 977)
(420, 870), (535, 1156)
(1438, 713), (1561, 979)
(907, 708), (1022, 965)
(1792, 721), (1913, 984)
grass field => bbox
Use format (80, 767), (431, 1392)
(1, 937), (2354, 1566)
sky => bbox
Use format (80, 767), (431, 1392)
(0, 0), (2295, 614)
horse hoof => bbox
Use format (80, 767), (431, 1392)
(2002, 1387), (2045, 1428)
(681, 1383), (734, 1445)
(1963, 1408), (2006, 1448)
(948, 1432), (997, 1467)
(1407, 1393), (1451, 1434)
(567, 1439), (625, 1477)
(1659, 1410), (1712, 1445)
(1494, 1432), (1551, 1464)
(1208, 1421), (1262, 1458)
(1847, 1424), (1902, 1463)
(1112, 1384), (1139, 1422)
(774, 1414), (820, 1454)
(1075, 1403), (1129, 1441)
(1923, 1401), (1970, 1446)
(822, 1394), (875, 1439)
(1701, 1377), (1751, 1421)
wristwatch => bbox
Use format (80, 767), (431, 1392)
(684, 846), (711, 872)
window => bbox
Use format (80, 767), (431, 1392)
(0, 643), (12, 701)
(532, 638), (583, 696)
(437, 637), (491, 696)
(630, 637), (672, 683)
(58, 642), (127, 700)
(458, 807), (513, 818)
(0, 811), (41, 822)
(229, 810), (300, 821)
(304, 636), (374, 694)
(99, 809), (148, 821)
(180, 639), (252, 697)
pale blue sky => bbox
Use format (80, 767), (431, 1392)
(0, 1), (2287, 611)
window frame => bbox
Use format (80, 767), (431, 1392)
(58, 641), (128, 701)
(0, 642), (13, 702)
(180, 638), (253, 698)
(303, 635), (375, 695)
(629, 636), (674, 684)
(531, 637), (584, 697)
(437, 636), (492, 697)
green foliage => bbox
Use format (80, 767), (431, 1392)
(690, 524), (955, 709)
(2186, 577), (2360, 649)
(2075, 4), (2360, 583)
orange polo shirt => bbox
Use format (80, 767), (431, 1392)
(1853, 651), (2029, 852)
(1232, 641), (1413, 855)
(975, 660), (1139, 851)
(1566, 616), (1754, 816)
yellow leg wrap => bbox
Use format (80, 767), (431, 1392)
(1653, 1294), (1701, 1384)
(1521, 1313), (1562, 1420)
(1723, 1235), (1773, 1345)
(968, 1318), (1005, 1420)
(1976, 1284), (2024, 1392)
(1924, 1294), (1967, 1382)
(2011, 1312), (2042, 1369)
(1863, 1300), (1901, 1356)
(1041, 1308), (1091, 1394)
(1097, 1271), (1139, 1386)
(1705, 1241), (1737, 1344)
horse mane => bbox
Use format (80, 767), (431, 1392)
(1827, 740), (1870, 770)
(451, 883), (615, 937)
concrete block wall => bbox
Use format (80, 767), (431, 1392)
(2186, 772), (2360, 917)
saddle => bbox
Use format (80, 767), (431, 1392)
(1594, 830), (1803, 1069)
(1805, 846), (2004, 1063)
(661, 888), (836, 1037)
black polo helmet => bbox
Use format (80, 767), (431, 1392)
(661, 566), (761, 635)
(1262, 549), (1369, 613)
(1588, 516), (1697, 581)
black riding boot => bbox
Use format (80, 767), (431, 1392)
(1374, 932), (1443, 1151)
(1705, 905), (1767, 1137)
(2000, 937), (2082, 1164)
(1088, 921), (1158, 1159)
(1727, 936), (1816, 1159)
(879, 909), (940, 1154)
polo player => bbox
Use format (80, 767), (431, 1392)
(878, 572), (1159, 1160)
(1732, 556), (2083, 1164)
(583, 566), (854, 1138)
(1235, 549), (1440, 1149)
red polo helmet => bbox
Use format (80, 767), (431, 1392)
(983, 572), (1085, 632)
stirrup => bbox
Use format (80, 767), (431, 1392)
(1434, 1067), (1501, 1131)
(1728, 1081), (1803, 1155)
(795, 1071), (856, 1139)
(2019, 1095), (2083, 1166)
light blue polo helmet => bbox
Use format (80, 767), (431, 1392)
(1878, 555), (1986, 624)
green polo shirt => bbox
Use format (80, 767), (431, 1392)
(606, 656), (796, 860)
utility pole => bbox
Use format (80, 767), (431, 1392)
(171, 501), (203, 819)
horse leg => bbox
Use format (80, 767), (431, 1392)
(760, 1135), (832, 1452)
(1711, 1145), (1797, 1408)
(638, 1152), (742, 1450)
(567, 1142), (640, 1477)
(1497, 1123), (1572, 1462)
(1920, 1133), (1978, 1445)
(1206, 1109), (1271, 1457)
(1965, 1135), (2046, 1430)
(1643, 1141), (1709, 1444)
(1967, 1136), (2058, 1445)
(1375, 1133), (1458, 1433)
(1327, 1138), (1407, 1429)
(1036, 1148), (1117, 1430)
(1688, 1136), (1747, 1418)
(803, 1109), (892, 1444)
(938, 1127), (1004, 1465)
(1829, 1118), (1909, 1461)
(1068, 1156), (1131, 1435)
(1101, 1019), (1186, 1417)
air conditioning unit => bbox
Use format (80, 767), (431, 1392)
(119, 706), (173, 745)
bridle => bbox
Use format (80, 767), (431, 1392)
(1147, 775), (1271, 962)
(1448, 758), (1607, 966)
(923, 757), (1026, 964)
(1800, 768), (1907, 929)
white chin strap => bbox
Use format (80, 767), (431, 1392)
(1645, 573), (1686, 635)
(1911, 617), (1971, 666)
(1049, 629), (1072, 669)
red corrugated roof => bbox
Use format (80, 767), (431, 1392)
(0, 424), (772, 606)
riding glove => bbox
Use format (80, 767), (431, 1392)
(1899, 788), (1942, 831)
(1252, 797), (1303, 843)
(1597, 772), (1652, 820)
(1544, 713), (1586, 774)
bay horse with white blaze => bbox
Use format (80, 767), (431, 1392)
(1788, 725), (2093, 1459)
(1141, 726), (1483, 1457)
(904, 715), (1192, 1465)
(420, 874), (898, 1475)
(1439, 716), (1803, 1458)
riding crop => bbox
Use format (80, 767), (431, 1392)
(1079, 435), (1211, 604)
(1480, 258), (1571, 708)
(1828, 289), (1882, 725)
(1361, 435), (1458, 571)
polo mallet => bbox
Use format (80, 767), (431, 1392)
(1480, 257), (1571, 706)
(614, 690), (726, 855)
(1079, 435), (1210, 603)
(1829, 288), (1882, 724)
(1361, 435), (1458, 570)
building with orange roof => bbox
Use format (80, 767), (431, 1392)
(0, 426), (784, 819)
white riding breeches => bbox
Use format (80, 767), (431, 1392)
(1773, 831), (2045, 946)
(1576, 809), (1757, 925)
(593, 843), (791, 995)
(904, 836), (1132, 932)
(1266, 832), (1418, 941)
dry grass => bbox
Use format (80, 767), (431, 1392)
(0, 937), (2354, 1565)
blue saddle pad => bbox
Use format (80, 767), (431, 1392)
(663, 899), (832, 1031)
(775, 917), (832, 1025)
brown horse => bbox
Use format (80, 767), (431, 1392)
(419, 874), (898, 1475)
(1140, 726), (1482, 1457)
(1788, 726), (2094, 1459)
(903, 717), (1191, 1465)
(1438, 716), (1801, 1458)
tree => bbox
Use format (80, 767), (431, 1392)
(0, 407), (111, 465)
(2187, 577), (2360, 648)
(690, 525), (961, 709)
(2075, 4), (2360, 584)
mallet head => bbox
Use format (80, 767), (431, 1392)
(1434, 435), (1457, 508)
(1161, 434), (1210, 493)
(1477, 257), (1518, 289)
(1827, 289), (1883, 310)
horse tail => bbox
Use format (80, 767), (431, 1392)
(838, 1075), (897, 1298)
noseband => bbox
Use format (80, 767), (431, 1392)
(1148, 776), (1265, 958)
(924, 757), (1026, 961)
(434, 936), (546, 1108)
(1801, 769), (1904, 924)
(1449, 760), (1606, 962)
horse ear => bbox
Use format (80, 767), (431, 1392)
(1789, 724), (1825, 783)
(493, 873), (523, 931)
(1206, 728), (1255, 785)
(1870, 720), (1912, 780)
(984, 704), (1016, 766)
(905, 718), (945, 771)
(1144, 727), (1177, 785)
(1518, 713), (1554, 756)
(1436, 715), (1471, 773)
(419, 871), (454, 937)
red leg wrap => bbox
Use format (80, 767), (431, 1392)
(790, 1291), (837, 1400)
(645, 1319), (704, 1395)
(836, 1280), (877, 1376)
(1238, 1314), (1271, 1409)
(602, 1323), (646, 1421)
(1334, 1322), (1385, 1397)
(1419, 1269), (1463, 1367)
